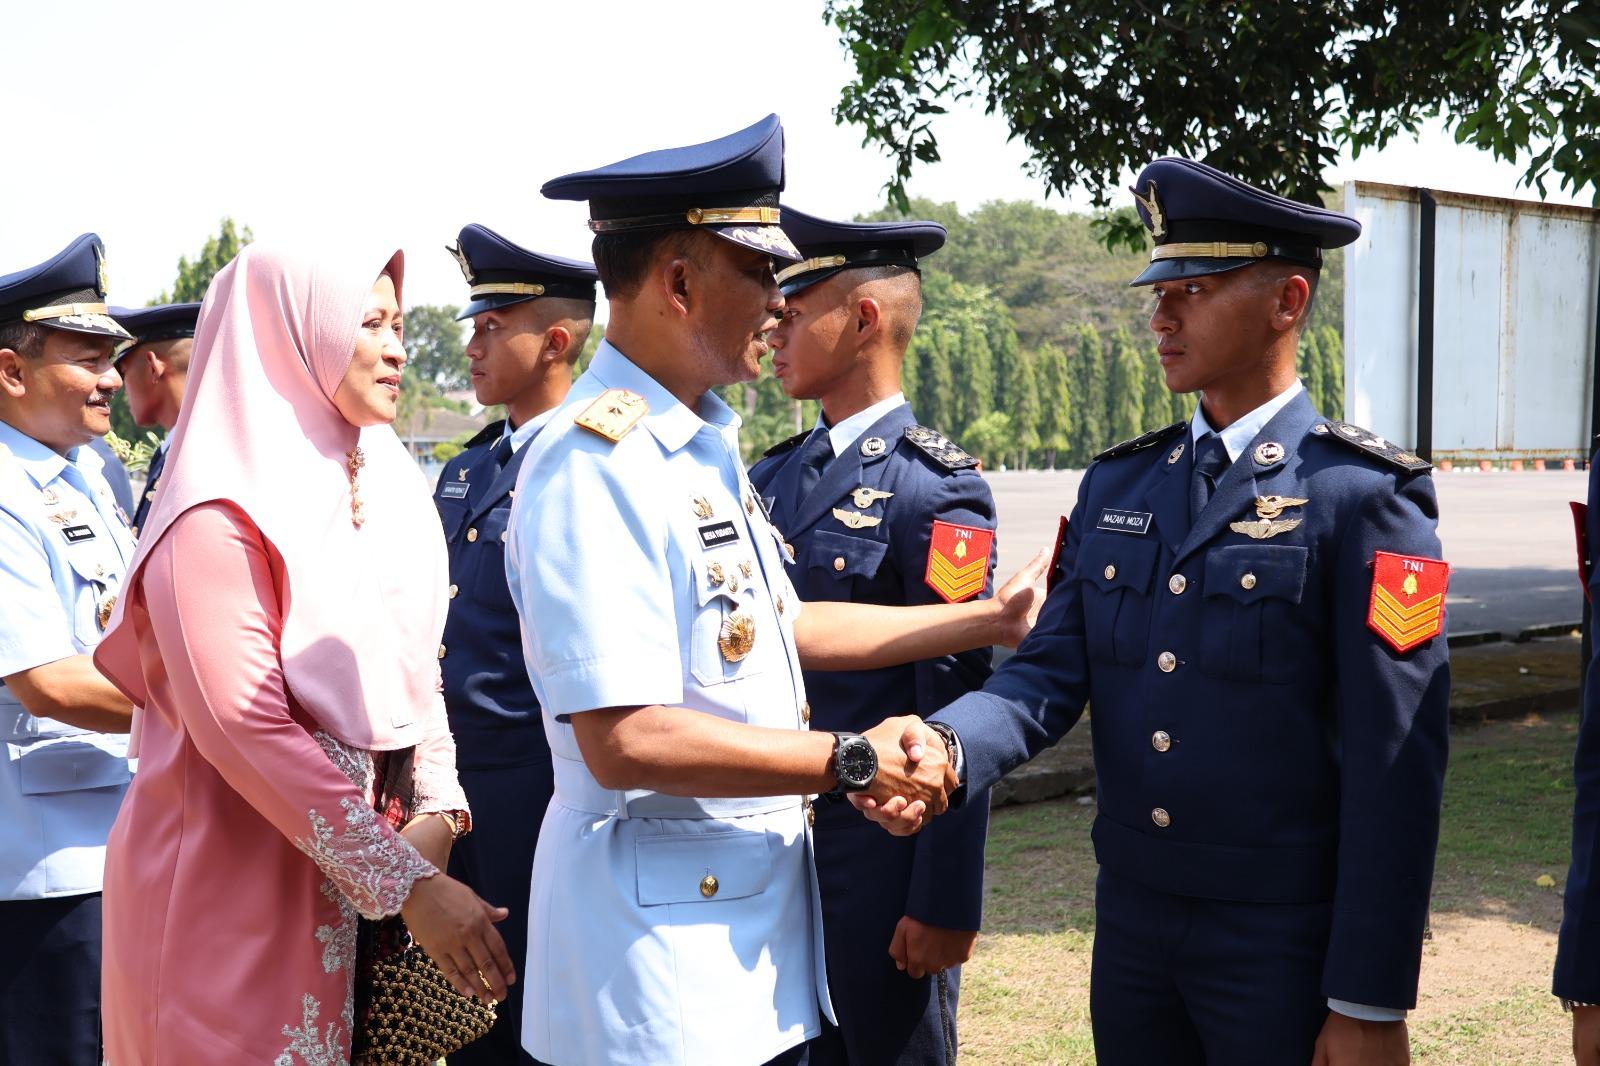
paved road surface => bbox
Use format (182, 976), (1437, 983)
(986, 467), (1588, 638)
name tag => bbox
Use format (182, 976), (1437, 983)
(1096, 508), (1153, 535)
(440, 482), (470, 499)
(61, 524), (96, 544)
(698, 520), (740, 550)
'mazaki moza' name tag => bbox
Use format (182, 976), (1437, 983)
(1096, 508), (1153, 535)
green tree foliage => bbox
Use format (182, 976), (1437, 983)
(1070, 325), (1109, 463)
(961, 411), (1015, 470)
(1033, 343), (1074, 468)
(912, 326), (956, 431)
(157, 218), (254, 303)
(1106, 328), (1147, 443)
(1316, 325), (1346, 419)
(827, 1), (1600, 242)
(949, 318), (994, 436)
(405, 304), (469, 391)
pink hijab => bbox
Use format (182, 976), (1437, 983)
(95, 242), (448, 752)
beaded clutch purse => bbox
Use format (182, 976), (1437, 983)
(354, 923), (496, 1064)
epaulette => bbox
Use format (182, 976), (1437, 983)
(574, 388), (649, 443)
(1312, 420), (1432, 472)
(1093, 421), (1186, 463)
(762, 430), (809, 459)
(462, 419), (506, 451)
(903, 425), (979, 470)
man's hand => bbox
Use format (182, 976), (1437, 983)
(1311, 1012), (1408, 1065)
(889, 916), (977, 979)
(848, 716), (956, 835)
(1573, 1003), (1600, 1065)
(990, 548), (1048, 648)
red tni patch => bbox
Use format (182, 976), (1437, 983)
(1367, 551), (1450, 653)
(1572, 501), (1591, 601)
(925, 520), (993, 604)
(1047, 515), (1070, 594)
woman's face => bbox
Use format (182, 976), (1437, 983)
(333, 273), (406, 427)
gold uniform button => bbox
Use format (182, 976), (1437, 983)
(437, 644), (447, 660)
(1241, 572), (1257, 590)
(699, 874), (719, 898)
(833, 556), (846, 572)
(1104, 563), (1117, 581)
(801, 702), (811, 723)
(1152, 807), (1171, 828)
(448, 584), (459, 599)
(1168, 574), (1187, 595)
(1157, 651), (1177, 673)
(466, 527), (479, 543)
(500, 531), (508, 543)
(1152, 730), (1172, 752)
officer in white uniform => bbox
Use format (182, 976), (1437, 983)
(0, 234), (137, 1064)
(508, 116), (1023, 1066)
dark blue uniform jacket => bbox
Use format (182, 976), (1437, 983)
(435, 421), (549, 770)
(931, 391), (1451, 1009)
(749, 402), (995, 931)
(1555, 449), (1600, 1001)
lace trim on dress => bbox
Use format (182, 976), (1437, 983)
(294, 796), (437, 921)
(274, 993), (346, 1066)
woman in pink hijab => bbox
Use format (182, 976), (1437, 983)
(93, 243), (513, 1064)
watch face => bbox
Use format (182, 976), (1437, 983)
(837, 736), (877, 790)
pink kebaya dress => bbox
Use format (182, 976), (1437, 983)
(100, 503), (465, 1064)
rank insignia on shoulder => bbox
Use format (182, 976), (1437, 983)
(925, 520), (992, 603)
(904, 425), (978, 470)
(763, 430), (809, 459)
(1317, 421), (1431, 472)
(1093, 421), (1187, 463)
(1367, 551), (1450, 653)
(575, 388), (648, 443)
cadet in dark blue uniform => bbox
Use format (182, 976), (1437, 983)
(433, 224), (596, 1066)
(1556, 448), (1600, 1062)
(109, 303), (200, 534)
(749, 208), (996, 1066)
(859, 159), (1451, 1066)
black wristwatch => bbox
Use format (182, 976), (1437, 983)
(831, 732), (878, 793)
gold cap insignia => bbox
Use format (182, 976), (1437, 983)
(1131, 180), (1166, 239)
(447, 242), (474, 284)
(96, 244), (109, 296)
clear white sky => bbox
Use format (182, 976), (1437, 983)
(3, 0), (1588, 310)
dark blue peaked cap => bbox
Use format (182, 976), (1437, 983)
(541, 114), (800, 261)
(109, 303), (202, 367)
(775, 207), (946, 296)
(447, 224), (599, 321)
(0, 234), (131, 340)
(1127, 157), (1361, 286)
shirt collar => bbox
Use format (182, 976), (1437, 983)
(818, 393), (907, 458)
(0, 418), (70, 488)
(1191, 380), (1306, 463)
(502, 406), (559, 453)
(585, 340), (738, 454)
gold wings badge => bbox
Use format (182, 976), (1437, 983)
(832, 508), (883, 530)
(1229, 517), (1303, 540)
(850, 487), (894, 509)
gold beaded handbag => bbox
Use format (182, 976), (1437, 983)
(353, 919), (496, 1065)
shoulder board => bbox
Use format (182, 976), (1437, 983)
(1312, 421), (1432, 472)
(574, 388), (649, 443)
(462, 419), (506, 450)
(1093, 421), (1186, 463)
(902, 425), (978, 470)
(762, 430), (809, 459)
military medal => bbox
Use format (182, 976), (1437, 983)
(706, 561), (726, 588)
(925, 520), (992, 603)
(850, 486), (894, 509)
(97, 594), (117, 631)
(719, 612), (756, 662)
(1253, 441), (1285, 465)
(860, 437), (887, 458)
(832, 508), (882, 530)
(1168, 443), (1185, 465)
(692, 496), (714, 520)
(1367, 551), (1450, 652)
(738, 561), (753, 579)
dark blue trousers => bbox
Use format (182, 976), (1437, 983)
(1091, 868), (1332, 1066)
(803, 814), (959, 1066)
(446, 761), (554, 1066)
(0, 893), (101, 1066)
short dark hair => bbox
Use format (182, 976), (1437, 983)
(0, 320), (49, 359)
(591, 228), (708, 300)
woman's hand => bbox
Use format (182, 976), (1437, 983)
(401, 811), (454, 872)
(399, 873), (515, 1005)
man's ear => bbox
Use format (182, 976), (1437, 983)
(143, 348), (165, 380)
(542, 325), (573, 363)
(1273, 274), (1312, 335)
(855, 297), (882, 343)
(661, 256), (694, 318)
(0, 349), (27, 399)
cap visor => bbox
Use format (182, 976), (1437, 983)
(778, 266), (846, 298)
(457, 293), (540, 320)
(41, 314), (134, 340)
(711, 224), (802, 262)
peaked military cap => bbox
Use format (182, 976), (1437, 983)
(1127, 157), (1361, 287)
(541, 114), (801, 261)
(774, 207), (947, 296)
(0, 234), (131, 340)
(447, 224), (599, 320)
(110, 302), (202, 368)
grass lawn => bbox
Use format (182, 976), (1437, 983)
(960, 710), (1583, 1064)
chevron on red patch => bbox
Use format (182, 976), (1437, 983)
(1367, 550), (1450, 653)
(925, 520), (993, 603)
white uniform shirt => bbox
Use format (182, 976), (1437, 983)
(0, 419), (133, 900)
(507, 341), (832, 1066)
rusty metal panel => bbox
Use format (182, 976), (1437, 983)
(1344, 181), (1599, 460)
